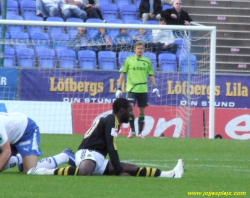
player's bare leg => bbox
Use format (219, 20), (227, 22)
(78, 160), (96, 175)
(23, 155), (38, 173)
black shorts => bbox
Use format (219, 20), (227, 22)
(126, 92), (148, 107)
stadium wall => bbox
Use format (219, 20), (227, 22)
(0, 67), (249, 139)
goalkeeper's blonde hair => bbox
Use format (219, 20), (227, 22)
(134, 41), (145, 50)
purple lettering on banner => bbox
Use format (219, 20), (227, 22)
(19, 69), (250, 108)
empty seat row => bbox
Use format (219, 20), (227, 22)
(3, 47), (197, 72)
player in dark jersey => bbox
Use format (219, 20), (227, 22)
(28, 98), (184, 178)
(115, 41), (160, 139)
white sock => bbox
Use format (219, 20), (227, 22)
(36, 153), (69, 169)
(159, 170), (175, 178)
(4, 154), (23, 170)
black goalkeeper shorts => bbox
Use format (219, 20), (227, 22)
(126, 92), (148, 107)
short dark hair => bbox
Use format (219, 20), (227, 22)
(159, 17), (166, 23)
(113, 98), (130, 114)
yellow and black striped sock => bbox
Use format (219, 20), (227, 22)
(135, 167), (161, 177)
(54, 166), (79, 176)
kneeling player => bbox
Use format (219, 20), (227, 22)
(28, 98), (184, 178)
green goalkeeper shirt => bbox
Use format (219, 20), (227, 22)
(120, 55), (155, 93)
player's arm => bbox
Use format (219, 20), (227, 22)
(104, 119), (124, 175)
(117, 73), (126, 87)
(0, 140), (12, 172)
(149, 75), (156, 86)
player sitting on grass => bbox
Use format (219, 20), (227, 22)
(0, 112), (75, 173)
(28, 98), (184, 178)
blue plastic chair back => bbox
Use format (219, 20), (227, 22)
(78, 50), (97, 69)
(158, 53), (177, 72)
(98, 51), (117, 70)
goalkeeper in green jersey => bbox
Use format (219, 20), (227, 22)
(115, 41), (160, 139)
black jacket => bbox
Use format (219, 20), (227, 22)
(161, 8), (192, 25)
(139, 0), (162, 17)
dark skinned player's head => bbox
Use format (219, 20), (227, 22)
(112, 98), (132, 123)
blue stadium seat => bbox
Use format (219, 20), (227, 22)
(179, 54), (197, 72)
(118, 51), (134, 68)
(99, 0), (112, 6)
(57, 49), (76, 69)
(30, 32), (50, 44)
(78, 50), (97, 69)
(174, 38), (190, 58)
(86, 18), (103, 23)
(125, 20), (143, 37)
(100, 4), (118, 20)
(25, 16), (44, 33)
(2, 0), (19, 16)
(46, 16), (64, 22)
(114, 0), (132, 9)
(106, 19), (123, 39)
(10, 32), (30, 51)
(98, 51), (117, 70)
(65, 18), (83, 35)
(20, 0), (36, 19)
(146, 20), (159, 25)
(158, 53), (177, 72)
(144, 52), (157, 70)
(50, 33), (70, 51)
(66, 17), (83, 23)
(16, 48), (35, 67)
(162, 4), (173, 11)
(120, 5), (137, 22)
(3, 47), (15, 67)
(46, 17), (65, 35)
(106, 19), (123, 24)
(6, 15), (24, 33)
(36, 48), (56, 68)
(30, 32), (51, 53)
(25, 16), (43, 21)
(67, 28), (78, 39)
(0, 31), (10, 39)
(86, 18), (103, 39)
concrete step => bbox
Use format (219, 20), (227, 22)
(193, 21), (250, 31)
(190, 14), (250, 23)
(194, 52), (249, 63)
(184, 6), (250, 15)
(192, 45), (250, 55)
(182, 0), (250, 8)
(215, 62), (250, 73)
(216, 30), (250, 38)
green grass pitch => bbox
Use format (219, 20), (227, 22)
(2, 134), (250, 198)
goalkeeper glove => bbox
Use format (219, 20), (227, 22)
(152, 85), (160, 97)
(115, 86), (123, 98)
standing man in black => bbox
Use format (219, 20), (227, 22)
(161, 0), (192, 25)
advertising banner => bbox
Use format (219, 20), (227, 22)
(0, 100), (73, 134)
(0, 68), (18, 100)
(20, 69), (250, 108)
(72, 103), (204, 138)
(205, 108), (250, 140)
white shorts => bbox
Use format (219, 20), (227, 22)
(75, 149), (109, 175)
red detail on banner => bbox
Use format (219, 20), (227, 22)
(72, 103), (204, 138)
(205, 108), (250, 140)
